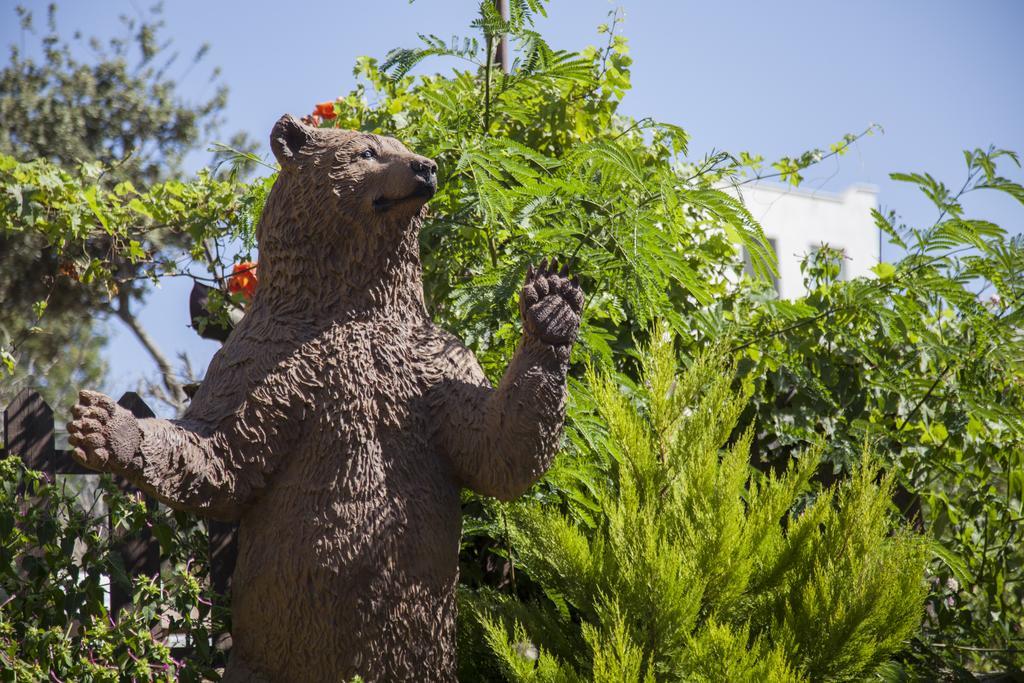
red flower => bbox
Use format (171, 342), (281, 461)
(313, 101), (337, 120)
(227, 261), (258, 300)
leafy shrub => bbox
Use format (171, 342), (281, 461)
(727, 149), (1024, 672)
(0, 457), (224, 682)
(461, 335), (928, 681)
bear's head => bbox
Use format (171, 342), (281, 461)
(270, 114), (437, 221)
(254, 115), (438, 317)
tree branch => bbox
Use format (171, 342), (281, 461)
(112, 291), (187, 411)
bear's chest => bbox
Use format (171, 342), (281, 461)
(271, 320), (457, 529)
(261, 319), (451, 499)
(314, 321), (441, 425)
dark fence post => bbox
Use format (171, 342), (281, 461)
(108, 392), (162, 619)
(209, 521), (237, 599)
(209, 519), (238, 651)
(3, 388), (93, 476)
(4, 388), (56, 481)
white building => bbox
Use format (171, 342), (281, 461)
(729, 182), (880, 299)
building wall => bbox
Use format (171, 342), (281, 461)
(729, 182), (880, 299)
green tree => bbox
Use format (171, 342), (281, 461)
(0, 3), (246, 413)
(0, 7), (252, 679)
(323, 4), (773, 379)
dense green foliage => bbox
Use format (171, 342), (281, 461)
(349, 4), (1022, 674)
(0, 458), (224, 681)
(0, 3), (250, 412)
(329, 11), (773, 378)
(726, 151), (1024, 672)
(460, 336), (927, 681)
(1, 0), (1021, 678)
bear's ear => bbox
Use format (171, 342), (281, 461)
(270, 114), (312, 168)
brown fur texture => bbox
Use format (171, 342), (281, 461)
(67, 114), (583, 682)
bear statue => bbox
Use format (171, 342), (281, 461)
(67, 114), (583, 682)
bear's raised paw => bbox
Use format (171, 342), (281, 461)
(519, 258), (584, 347)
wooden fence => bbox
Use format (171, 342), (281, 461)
(1, 387), (237, 649)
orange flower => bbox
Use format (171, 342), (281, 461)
(313, 101), (337, 120)
(227, 261), (258, 300)
(58, 260), (79, 280)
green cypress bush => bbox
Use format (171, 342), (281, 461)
(464, 334), (928, 681)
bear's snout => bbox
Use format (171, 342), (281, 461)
(410, 156), (437, 177)
(410, 155), (438, 198)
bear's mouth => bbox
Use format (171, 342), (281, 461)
(373, 181), (437, 212)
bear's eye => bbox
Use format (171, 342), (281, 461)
(360, 149), (376, 160)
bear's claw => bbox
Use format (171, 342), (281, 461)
(67, 389), (141, 473)
(520, 258), (584, 347)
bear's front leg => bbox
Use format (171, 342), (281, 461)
(66, 376), (301, 520)
(433, 258), (584, 501)
(68, 390), (143, 475)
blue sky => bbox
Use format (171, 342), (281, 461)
(2, 0), (1022, 414)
